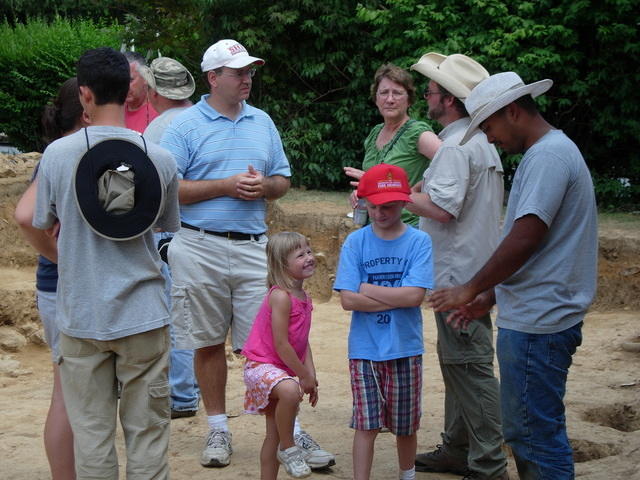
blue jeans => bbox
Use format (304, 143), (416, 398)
(497, 323), (582, 480)
(169, 345), (199, 411)
(157, 233), (200, 411)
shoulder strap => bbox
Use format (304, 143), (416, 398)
(140, 134), (148, 155)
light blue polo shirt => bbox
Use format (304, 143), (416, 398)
(161, 95), (291, 234)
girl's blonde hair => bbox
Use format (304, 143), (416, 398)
(266, 231), (309, 291)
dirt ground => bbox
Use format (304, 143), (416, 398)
(0, 153), (639, 479)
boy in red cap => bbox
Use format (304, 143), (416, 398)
(333, 163), (434, 480)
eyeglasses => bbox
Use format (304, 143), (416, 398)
(376, 90), (408, 99)
(423, 89), (443, 98)
(218, 67), (257, 78)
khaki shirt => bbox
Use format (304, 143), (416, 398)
(419, 117), (503, 364)
(419, 117), (503, 289)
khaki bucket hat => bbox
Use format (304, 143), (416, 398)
(139, 57), (195, 100)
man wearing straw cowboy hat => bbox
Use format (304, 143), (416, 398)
(408, 53), (508, 480)
(430, 71), (598, 480)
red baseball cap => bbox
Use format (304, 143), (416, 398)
(357, 163), (412, 205)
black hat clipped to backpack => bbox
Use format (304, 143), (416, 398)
(74, 128), (164, 241)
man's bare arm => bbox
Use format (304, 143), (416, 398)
(178, 178), (236, 204)
(261, 174), (290, 200)
(179, 166), (290, 205)
(429, 214), (548, 311)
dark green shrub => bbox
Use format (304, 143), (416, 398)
(0, 1), (130, 25)
(2, 1), (639, 209)
(0, 18), (122, 152)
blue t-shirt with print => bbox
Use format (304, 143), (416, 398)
(333, 225), (434, 361)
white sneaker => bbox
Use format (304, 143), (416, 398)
(200, 429), (232, 467)
(294, 430), (336, 469)
(277, 446), (311, 478)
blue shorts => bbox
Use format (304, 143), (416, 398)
(37, 289), (59, 362)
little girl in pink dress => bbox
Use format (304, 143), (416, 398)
(242, 232), (318, 479)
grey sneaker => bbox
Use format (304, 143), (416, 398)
(200, 429), (232, 467)
(294, 430), (336, 469)
(277, 446), (311, 478)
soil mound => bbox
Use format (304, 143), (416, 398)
(1, 152), (639, 350)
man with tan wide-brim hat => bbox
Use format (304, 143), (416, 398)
(140, 56), (202, 422)
(429, 71), (598, 480)
(141, 56), (196, 143)
(407, 52), (508, 480)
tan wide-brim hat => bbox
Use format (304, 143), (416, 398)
(139, 57), (196, 101)
(410, 52), (490, 99)
(460, 71), (553, 145)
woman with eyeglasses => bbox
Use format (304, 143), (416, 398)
(344, 63), (441, 226)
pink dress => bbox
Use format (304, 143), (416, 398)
(242, 286), (313, 414)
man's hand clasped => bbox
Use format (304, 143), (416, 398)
(234, 164), (264, 200)
(428, 286), (494, 330)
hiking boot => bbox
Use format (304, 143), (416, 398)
(414, 444), (468, 474)
(277, 445), (312, 478)
(171, 408), (197, 419)
(462, 470), (510, 480)
(294, 430), (336, 469)
(200, 429), (232, 467)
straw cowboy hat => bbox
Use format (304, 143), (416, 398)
(460, 71), (553, 145)
(410, 53), (489, 99)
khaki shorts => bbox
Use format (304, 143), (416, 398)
(168, 227), (268, 351)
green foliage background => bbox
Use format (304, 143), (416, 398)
(0, 17), (122, 152)
(1, 0), (638, 208)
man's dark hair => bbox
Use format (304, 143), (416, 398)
(77, 47), (129, 105)
(514, 94), (538, 114)
(438, 85), (468, 117)
(496, 94), (539, 117)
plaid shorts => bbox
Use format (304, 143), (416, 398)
(349, 355), (422, 436)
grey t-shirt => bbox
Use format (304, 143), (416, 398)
(144, 106), (190, 144)
(496, 129), (598, 334)
(33, 126), (180, 341)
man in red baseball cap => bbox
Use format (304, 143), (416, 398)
(334, 163), (434, 480)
